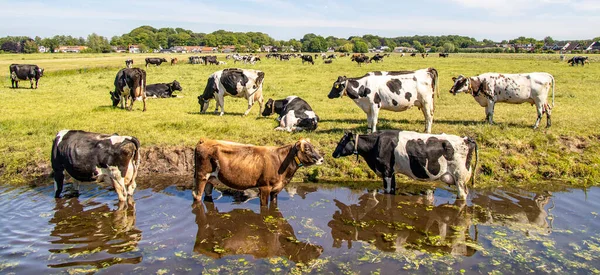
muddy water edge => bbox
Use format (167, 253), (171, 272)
(0, 178), (599, 274)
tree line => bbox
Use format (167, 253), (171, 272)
(1, 25), (599, 54)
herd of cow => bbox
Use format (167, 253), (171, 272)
(5, 53), (578, 208)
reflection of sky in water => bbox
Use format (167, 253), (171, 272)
(0, 182), (598, 274)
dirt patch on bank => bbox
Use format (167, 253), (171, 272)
(559, 135), (588, 153)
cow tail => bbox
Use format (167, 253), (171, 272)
(128, 136), (142, 167)
(550, 74), (555, 108)
(429, 67), (439, 99)
(471, 139), (478, 187)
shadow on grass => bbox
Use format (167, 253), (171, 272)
(186, 111), (247, 116)
(434, 119), (537, 129)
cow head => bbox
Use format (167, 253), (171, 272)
(171, 80), (183, 91)
(449, 75), (470, 95)
(295, 139), (324, 166)
(38, 68), (44, 77)
(332, 132), (356, 158)
(262, 98), (275, 117)
(328, 76), (347, 99)
(109, 91), (121, 106)
(161, 58), (167, 62)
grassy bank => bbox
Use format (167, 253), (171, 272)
(0, 53), (598, 189)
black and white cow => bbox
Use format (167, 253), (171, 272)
(301, 55), (314, 65)
(9, 64), (44, 89)
(51, 130), (141, 201)
(439, 53), (449, 58)
(332, 131), (478, 199)
(328, 69), (438, 133)
(145, 57), (167, 68)
(145, 80), (183, 98)
(109, 68), (147, 111)
(449, 72), (555, 129)
(262, 96), (319, 132)
(125, 59), (133, 68)
(198, 68), (265, 116)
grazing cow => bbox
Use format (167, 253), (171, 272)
(51, 130), (141, 201)
(370, 54), (384, 63)
(421, 53), (429, 58)
(205, 56), (219, 65)
(262, 96), (319, 132)
(326, 54), (336, 59)
(279, 55), (290, 61)
(450, 72), (555, 129)
(170, 57), (178, 65)
(189, 56), (203, 64)
(301, 55), (314, 65)
(125, 59), (133, 68)
(145, 80), (183, 98)
(351, 55), (370, 66)
(198, 68), (265, 116)
(332, 131), (478, 199)
(9, 64), (44, 89)
(410, 53), (417, 57)
(328, 68), (439, 133)
(109, 68), (147, 111)
(192, 138), (324, 206)
(145, 57), (167, 68)
(314, 54), (319, 59)
(247, 56), (260, 65)
(567, 56), (589, 66)
(324, 59), (333, 64)
(439, 53), (449, 58)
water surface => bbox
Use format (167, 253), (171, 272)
(0, 180), (598, 274)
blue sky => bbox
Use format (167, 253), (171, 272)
(0, 0), (598, 41)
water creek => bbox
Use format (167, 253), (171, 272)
(0, 179), (598, 274)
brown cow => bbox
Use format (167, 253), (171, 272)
(193, 138), (324, 206)
(170, 57), (178, 65)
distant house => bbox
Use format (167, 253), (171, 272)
(564, 42), (581, 52)
(393, 46), (416, 53)
(184, 46), (202, 53)
(261, 45), (273, 52)
(221, 45), (236, 53)
(38, 46), (46, 53)
(201, 46), (217, 53)
(111, 46), (127, 53)
(586, 41), (600, 52)
(513, 43), (535, 52)
(129, 44), (141, 53)
(54, 45), (88, 53)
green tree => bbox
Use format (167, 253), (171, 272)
(443, 42), (455, 53)
(413, 40), (425, 53)
(341, 43), (354, 53)
(353, 41), (368, 53)
(22, 40), (38, 53)
(87, 33), (111, 53)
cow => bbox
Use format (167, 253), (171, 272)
(262, 96), (319, 132)
(301, 55), (314, 65)
(9, 64), (44, 89)
(567, 56), (589, 66)
(189, 56), (203, 64)
(439, 53), (449, 58)
(449, 72), (555, 129)
(145, 80), (183, 98)
(328, 68), (439, 133)
(410, 53), (417, 57)
(218, 61), (227, 65)
(145, 57), (167, 68)
(351, 55), (370, 66)
(125, 59), (134, 68)
(109, 68), (147, 111)
(170, 57), (178, 65)
(205, 55), (219, 65)
(332, 130), (478, 199)
(51, 130), (141, 202)
(324, 59), (333, 64)
(192, 138), (324, 206)
(421, 53), (429, 58)
(198, 68), (265, 116)
(192, 203), (323, 263)
(400, 53), (405, 57)
(370, 54), (384, 63)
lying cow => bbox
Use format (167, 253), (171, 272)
(9, 64), (44, 89)
(145, 80), (182, 98)
(145, 57), (167, 68)
(301, 55), (314, 65)
(262, 96), (319, 132)
(193, 138), (324, 206)
(125, 59), (133, 68)
(332, 131), (478, 199)
(198, 68), (265, 116)
(109, 68), (147, 111)
(51, 130), (141, 201)
(328, 68), (439, 133)
(450, 72), (555, 129)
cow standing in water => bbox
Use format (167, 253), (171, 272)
(9, 64), (44, 89)
(328, 69), (438, 133)
(332, 131), (478, 199)
(198, 68), (265, 116)
(110, 68), (147, 111)
(51, 130), (141, 201)
(193, 138), (324, 207)
(450, 73), (555, 129)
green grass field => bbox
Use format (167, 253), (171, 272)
(1, 53), (598, 189)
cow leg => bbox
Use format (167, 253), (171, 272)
(533, 102), (544, 129)
(259, 186), (271, 207)
(142, 96), (147, 112)
(35, 78), (39, 89)
(485, 101), (495, 125)
(15, 80), (19, 88)
(370, 106), (380, 133)
(30, 79), (34, 89)
(215, 96), (225, 116)
(257, 95), (264, 117)
(243, 97), (254, 116)
(545, 103), (552, 128)
(421, 99), (434, 133)
(53, 166), (65, 198)
(109, 166), (128, 201)
(383, 176), (396, 194)
(128, 97), (135, 111)
(203, 182), (214, 203)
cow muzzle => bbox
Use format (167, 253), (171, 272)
(315, 157), (324, 165)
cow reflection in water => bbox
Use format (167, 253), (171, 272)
(329, 192), (475, 256)
(329, 190), (553, 255)
(192, 201), (323, 263)
(48, 198), (142, 269)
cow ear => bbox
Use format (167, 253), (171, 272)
(452, 76), (457, 82)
